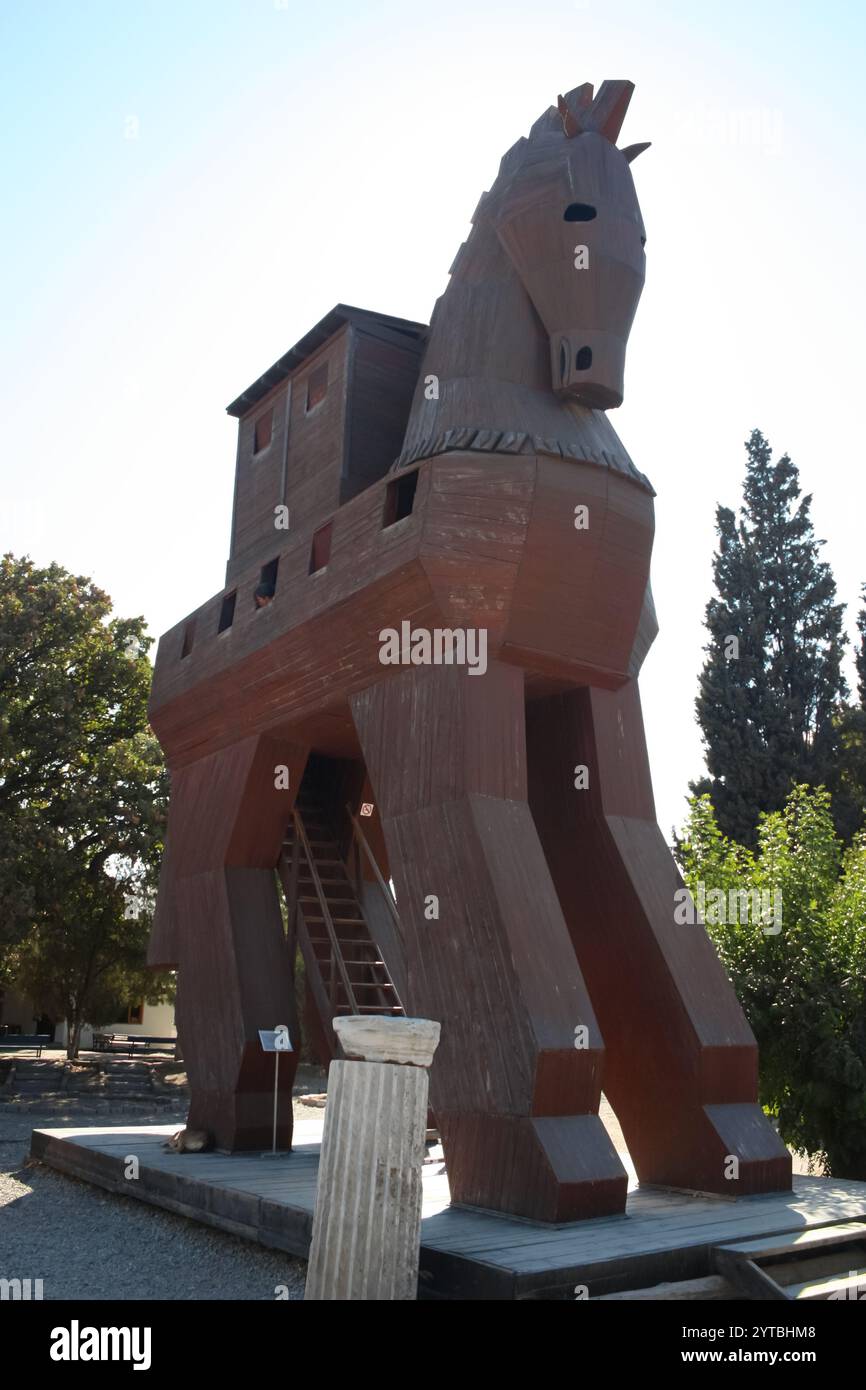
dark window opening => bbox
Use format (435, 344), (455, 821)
(128, 1003), (144, 1025)
(306, 362), (328, 412)
(383, 470), (419, 528)
(254, 408), (273, 454)
(255, 557), (279, 609)
(564, 203), (597, 222)
(181, 621), (196, 659)
(575, 346), (593, 371)
(218, 591), (237, 633)
(309, 521), (333, 574)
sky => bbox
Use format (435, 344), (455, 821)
(2, 0), (865, 838)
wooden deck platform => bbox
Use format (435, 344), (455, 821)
(31, 1122), (866, 1300)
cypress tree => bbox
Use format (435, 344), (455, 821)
(856, 584), (866, 705)
(831, 584), (866, 840)
(692, 429), (847, 843)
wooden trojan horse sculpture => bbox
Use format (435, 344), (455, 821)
(148, 80), (792, 1222)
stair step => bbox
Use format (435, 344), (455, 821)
(714, 1221), (866, 1302)
(284, 838), (339, 851)
(282, 853), (344, 868)
(334, 1006), (404, 1015)
(284, 834), (341, 856)
(309, 945), (380, 956)
(300, 892), (356, 901)
(309, 936), (379, 948)
(305, 914), (366, 924)
(297, 900), (355, 911)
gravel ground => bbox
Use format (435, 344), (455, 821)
(0, 1106), (308, 1301)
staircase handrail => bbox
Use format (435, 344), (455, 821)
(346, 804), (400, 930)
(293, 808), (359, 1015)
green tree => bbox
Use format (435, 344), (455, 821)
(828, 585), (866, 841)
(2, 871), (172, 1057)
(0, 554), (170, 1055)
(678, 786), (866, 1178)
(692, 430), (847, 844)
(856, 584), (866, 705)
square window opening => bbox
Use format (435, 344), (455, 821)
(305, 362), (328, 412)
(253, 408), (273, 454)
(218, 591), (237, 633)
(383, 470), (419, 528)
(255, 557), (279, 609)
(309, 521), (333, 574)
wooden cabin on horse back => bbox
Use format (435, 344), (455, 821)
(148, 79), (791, 1223)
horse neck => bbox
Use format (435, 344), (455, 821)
(397, 216), (648, 492)
(400, 218), (551, 455)
(426, 220), (548, 386)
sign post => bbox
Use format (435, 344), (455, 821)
(258, 1024), (293, 1157)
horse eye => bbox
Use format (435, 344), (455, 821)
(563, 203), (597, 222)
(640, 235), (646, 246)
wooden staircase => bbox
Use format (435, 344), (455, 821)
(278, 797), (403, 1053)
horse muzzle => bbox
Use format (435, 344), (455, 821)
(551, 330), (626, 410)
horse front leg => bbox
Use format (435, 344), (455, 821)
(527, 680), (792, 1196)
(351, 660), (628, 1222)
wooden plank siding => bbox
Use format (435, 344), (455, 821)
(225, 321), (424, 590)
(150, 452), (654, 769)
(227, 327), (350, 586)
(341, 325), (425, 503)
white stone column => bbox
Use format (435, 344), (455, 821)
(304, 1016), (440, 1301)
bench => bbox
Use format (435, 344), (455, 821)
(92, 1033), (176, 1057)
(0, 1034), (52, 1057)
(134, 1035), (177, 1056)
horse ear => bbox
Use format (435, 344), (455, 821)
(557, 83), (593, 137)
(621, 141), (651, 163)
(585, 80), (634, 142)
(557, 94), (583, 138)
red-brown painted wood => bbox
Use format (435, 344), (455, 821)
(526, 683), (791, 1196)
(351, 661), (627, 1221)
(149, 735), (308, 1149)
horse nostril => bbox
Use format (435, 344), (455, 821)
(575, 347), (592, 371)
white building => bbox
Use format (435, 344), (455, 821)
(0, 986), (175, 1049)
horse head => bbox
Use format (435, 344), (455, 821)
(486, 80), (649, 410)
